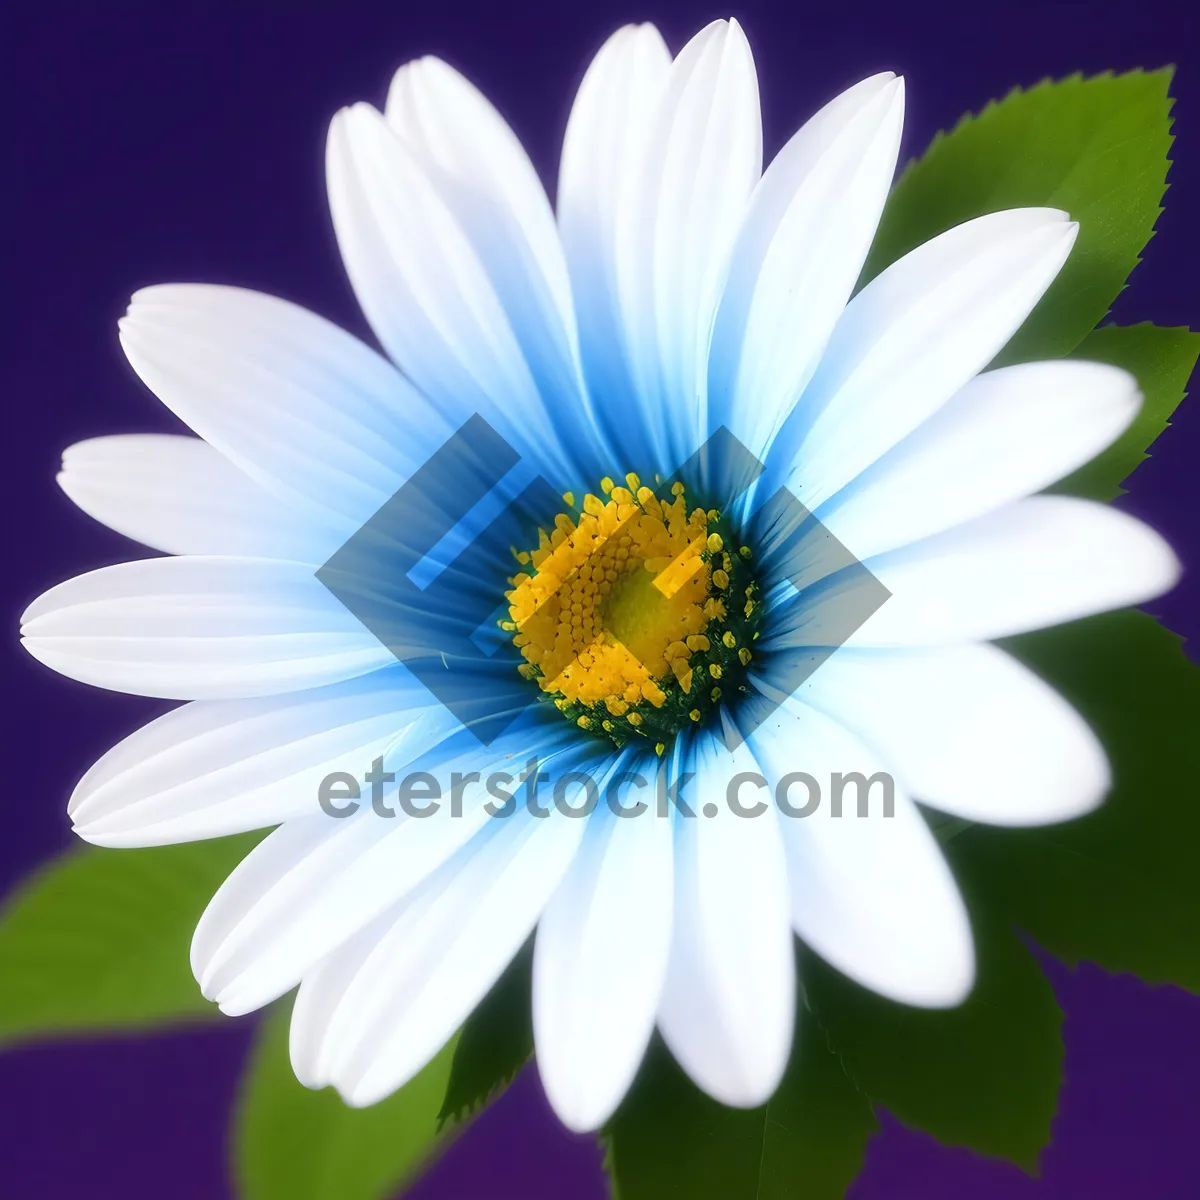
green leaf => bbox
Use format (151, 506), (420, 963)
(1055, 323), (1200, 500)
(234, 1004), (458, 1200)
(0, 835), (259, 1046)
(604, 1015), (877, 1200)
(862, 71), (1175, 363)
(806, 926), (1062, 1171)
(437, 939), (534, 1125)
(960, 611), (1200, 992)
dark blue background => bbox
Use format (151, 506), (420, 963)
(4, 1), (1199, 1195)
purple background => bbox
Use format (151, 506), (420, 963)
(4, 0), (1199, 1195)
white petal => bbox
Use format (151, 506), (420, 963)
(58, 434), (332, 560)
(709, 72), (904, 461)
(749, 695), (975, 1007)
(818, 359), (1141, 560)
(385, 57), (604, 477)
(557, 23), (671, 460)
(297, 803), (589, 1106)
(20, 556), (393, 699)
(780, 208), (1079, 509)
(798, 643), (1109, 825)
(327, 102), (577, 484)
(656, 727), (795, 1107)
(847, 496), (1180, 646)
(68, 668), (438, 847)
(119, 286), (447, 527)
(615, 19), (762, 464)
(192, 720), (581, 1016)
(533, 755), (674, 1131)
(289, 904), (401, 1090)
(191, 810), (385, 1015)
(386, 57), (577, 349)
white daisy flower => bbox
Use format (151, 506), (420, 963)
(22, 19), (1179, 1134)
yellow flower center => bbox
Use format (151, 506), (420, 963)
(504, 473), (761, 749)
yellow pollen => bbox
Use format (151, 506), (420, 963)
(507, 473), (764, 747)
(670, 659), (694, 693)
(506, 479), (713, 711)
